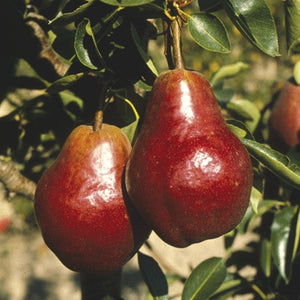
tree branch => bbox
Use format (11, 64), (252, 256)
(0, 159), (36, 200)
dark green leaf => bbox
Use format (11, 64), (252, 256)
(260, 237), (272, 278)
(210, 275), (243, 300)
(224, 0), (279, 57)
(242, 138), (300, 190)
(50, 0), (95, 27)
(227, 99), (260, 133)
(130, 23), (158, 77)
(47, 73), (85, 93)
(271, 206), (299, 283)
(59, 90), (84, 110)
(100, 0), (155, 6)
(74, 18), (103, 70)
(284, 0), (300, 54)
(213, 87), (234, 104)
(188, 13), (231, 53)
(236, 206), (255, 235)
(198, 0), (223, 12)
(138, 252), (168, 300)
(182, 257), (227, 300)
(121, 119), (139, 144)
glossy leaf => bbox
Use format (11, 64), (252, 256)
(224, 0), (279, 57)
(100, 0), (155, 6)
(271, 206), (299, 283)
(260, 237), (272, 278)
(242, 138), (300, 190)
(284, 0), (300, 54)
(138, 252), (168, 300)
(210, 275), (243, 300)
(227, 124), (247, 139)
(188, 13), (231, 53)
(47, 73), (85, 94)
(182, 257), (227, 300)
(74, 18), (99, 69)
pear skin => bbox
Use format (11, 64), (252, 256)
(125, 69), (253, 247)
(269, 77), (300, 153)
(35, 124), (150, 273)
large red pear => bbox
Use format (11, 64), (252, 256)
(34, 124), (150, 274)
(125, 69), (253, 247)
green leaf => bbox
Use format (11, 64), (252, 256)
(182, 257), (227, 300)
(241, 138), (300, 190)
(50, 0), (95, 27)
(250, 186), (262, 214)
(121, 119), (139, 144)
(198, 0), (223, 12)
(210, 275), (243, 300)
(271, 206), (299, 283)
(292, 207), (300, 261)
(293, 60), (300, 85)
(226, 119), (253, 140)
(47, 73), (85, 94)
(210, 62), (249, 86)
(227, 123), (247, 139)
(130, 22), (158, 77)
(74, 18), (102, 70)
(257, 200), (284, 215)
(224, 0), (279, 57)
(100, 0), (155, 6)
(236, 206), (255, 235)
(187, 13), (231, 53)
(260, 237), (272, 278)
(138, 252), (168, 300)
(59, 90), (84, 109)
(227, 99), (261, 133)
(284, 0), (300, 54)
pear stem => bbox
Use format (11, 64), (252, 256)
(170, 17), (184, 69)
(80, 270), (122, 300)
(93, 110), (103, 132)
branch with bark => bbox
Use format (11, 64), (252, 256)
(0, 158), (36, 200)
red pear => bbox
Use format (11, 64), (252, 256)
(125, 69), (253, 247)
(269, 77), (300, 153)
(34, 124), (150, 274)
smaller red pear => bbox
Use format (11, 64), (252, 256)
(34, 123), (150, 274)
(269, 77), (300, 153)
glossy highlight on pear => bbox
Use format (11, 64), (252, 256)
(125, 69), (253, 248)
(34, 124), (150, 274)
